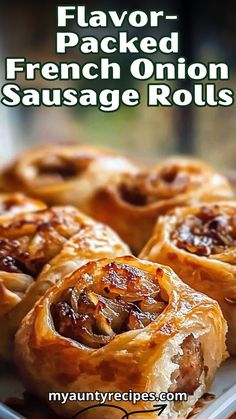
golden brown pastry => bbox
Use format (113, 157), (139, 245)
(15, 256), (227, 419)
(0, 193), (46, 221)
(0, 206), (130, 359)
(90, 157), (233, 253)
(0, 145), (137, 210)
(141, 202), (236, 354)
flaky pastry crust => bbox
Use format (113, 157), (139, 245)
(0, 206), (129, 359)
(15, 256), (227, 419)
(141, 202), (236, 354)
(0, 145), (138, 211)
(91, 157), (233, 253)
(0, 193), (46, 221)
(0, 193), (46, 317)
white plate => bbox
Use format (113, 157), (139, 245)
(197, 357), (236, 419)
(0, 357), (236, 419)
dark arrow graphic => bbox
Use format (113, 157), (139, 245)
(71, 403), (168, 418)
(126, 404), (167, 417)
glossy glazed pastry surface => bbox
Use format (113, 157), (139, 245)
(15, 256), (227, 419)
(141, 202), (236, 354)
(0, 193), (46, 221)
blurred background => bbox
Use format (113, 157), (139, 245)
(0, 0), (235, 171)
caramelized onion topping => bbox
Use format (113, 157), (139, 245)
(119, 164), (202, 207)
(51, 262), (167, 348)
(172, 207), (236, 256)
(35, 154), (94, 184)
(0, 208), (81, 276)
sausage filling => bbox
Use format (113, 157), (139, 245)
(172, 206), (236, 256)
(51, 262), (167, 349)
(170, 335), (204, 395)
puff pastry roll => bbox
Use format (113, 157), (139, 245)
(0, 206), (129, 359)
(0, 145), (137, 211)
(0, 193), (46, 221)
(141, 202), (236, 354)
(15, 256), (227, 419)
(91, 157), (233, 253)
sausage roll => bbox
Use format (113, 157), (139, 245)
(0, 206), (129, 359)
(141, 202), (236, 354)
(0, 193), (46, 221)
(90, 157), (233, 253)
(0, 145), (137, 211)
(15, 256), (227, 419)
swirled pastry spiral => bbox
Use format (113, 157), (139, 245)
(90, 157), (233, 253)
(15, 256), (227, 419)
(0, 145), (137, 211)
(0, 206), (129, 359)
(141, 202), (236, 354)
